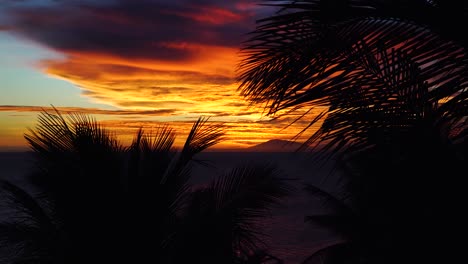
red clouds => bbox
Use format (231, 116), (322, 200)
(169, 5), (245, 25)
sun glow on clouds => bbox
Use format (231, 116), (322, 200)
(40, 47), (257, 119)
(0, 0), (320, 149)
(0, 105), (322, 150)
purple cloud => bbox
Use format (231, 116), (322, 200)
(2, 0), (260, 61)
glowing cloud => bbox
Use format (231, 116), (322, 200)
(0, 0), (320, 149)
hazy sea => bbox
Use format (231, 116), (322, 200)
(0, 151), (341, 263)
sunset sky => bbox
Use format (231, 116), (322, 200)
(0, 0), (318, 151)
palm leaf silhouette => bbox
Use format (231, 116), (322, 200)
(238, 0), (468, 147)
(0, 180), (63, 264)
(238, 2), (468, 263)
(303, 184), (355, 238)
(170, 163), (292, 264)
(301, 242), (353, 264)
(16, 109), (228, 263)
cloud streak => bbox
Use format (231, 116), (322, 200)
(0, 105), (177, 116)
(0, 104), (322, 149)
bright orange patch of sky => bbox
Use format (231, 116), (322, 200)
(0, 0), (322, 151)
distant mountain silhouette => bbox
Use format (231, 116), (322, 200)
(246, 139), (303, 152)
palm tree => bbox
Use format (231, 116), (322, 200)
(22, 108), (225, 263)
(1, 109), (290, 264)
(238, 0), (468, 142)
(21, 111), (127, 263)
(238, 1), (468, 263)
(301, 111), (466, 264)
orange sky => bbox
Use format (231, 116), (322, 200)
(0, 0), (322, 151)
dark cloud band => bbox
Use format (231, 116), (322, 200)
(3, 0), (257, 61)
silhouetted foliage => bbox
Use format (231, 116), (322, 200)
(0, 180), (64, 264)
(239, 1), (467, 145)
(169, 163), (292, 264)
(1, 109), (290, 264)
(239, 1), (468, 263)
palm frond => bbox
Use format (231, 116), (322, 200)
(303, 182), (357, 239)
(180, 116), (225, 157)
(213, 163), (292, 211)
(0, 222), (42, 254)
(161, 117), (224, 212)
(237, 249), (284, 264)
(173, 163), (292, 263)
(0, 181), (60, 263)
(302, 40), (467, 159)
(301, 242), (353, 264)
(304, 183), (348, 209)
(0, 181), (53, 231)
(26, 107), (121, 150)
(163, 117), (224, 181)
(0, 221), (61, 263)
(128, 125), (176, 154)
(209, 163), (292, 255)
(24, 108), (73, 154)
(126, 126), (176, 189)
(24, 108), (123, 177)
(238, 1), (468, 152)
